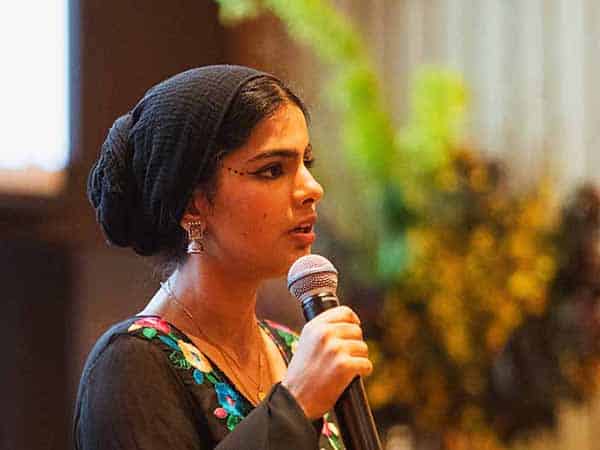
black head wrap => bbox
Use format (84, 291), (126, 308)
(87, 65), (278, 255)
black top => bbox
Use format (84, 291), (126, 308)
(73, 316), (344, 449)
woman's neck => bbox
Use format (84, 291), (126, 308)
(167, 256), (261, 355)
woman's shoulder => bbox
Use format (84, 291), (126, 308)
(81, 316), (300, 384)
(79, 316), (196, 384)
(80, 317), (150, 376)
(73, 317), (214, 449)
(125, 316), (216, 380)
(82, 316), (211, 372)
(76, 316), (253, 435)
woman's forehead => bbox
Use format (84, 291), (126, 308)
(226, 104), (310, 163)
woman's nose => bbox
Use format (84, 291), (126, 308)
(294, 165), (324, 206)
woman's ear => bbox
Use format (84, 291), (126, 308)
(180, 189), (211, 228)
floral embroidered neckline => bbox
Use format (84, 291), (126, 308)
(126, 316), (342, 450)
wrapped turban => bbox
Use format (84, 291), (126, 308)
(88, 65), (278, 255)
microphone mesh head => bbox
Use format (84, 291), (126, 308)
(287, 254), (338, 301)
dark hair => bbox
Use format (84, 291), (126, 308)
(214, 76), (309, 153)
(157, 76), (309, 274)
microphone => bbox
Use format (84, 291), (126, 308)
(287, 254), (383, 450)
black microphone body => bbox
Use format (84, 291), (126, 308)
(300, 292), (383, 450)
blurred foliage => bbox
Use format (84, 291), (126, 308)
(369, 157), (600, 448)
(213, 1), (600, 449)
(217, 0), (395, 176)
(217, 0), (404, 268)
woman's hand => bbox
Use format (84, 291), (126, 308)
(281, 306), (372, 420)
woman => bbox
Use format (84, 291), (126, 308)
(74, 65), (372, 449)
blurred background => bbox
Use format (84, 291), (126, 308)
(3, 1), (600, 449)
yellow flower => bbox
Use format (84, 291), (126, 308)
(508, 231), (536, 261)
(428, 294), (457, 325)
(470, 226), (495, 253)
(497, 302), (522, 329)
(486, 323), (509, 353)
(437, 166), (459, 192)
(178, 340), (212, 373)
(407, 228), (435, 255)
(444, 325), (472, 364)
(535, 255), (556, 281)
(508, 270), (539, 299)
(469, 166), (488, 192)
(522, 294), (547, 316)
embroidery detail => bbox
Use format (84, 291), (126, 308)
(215, 383), (245, 418)
(263, 320), (340, 447)
(214, 407), (227, 419)
(263, 320), (296, 336)
(263, 319), (300, 356)
(127, 317), (250, 431)
(159, 335), (180, 351)
(179, 340), (212, 373)
(227, 414), (242, 431)
(169, 350), (191, 369)
(322, 413), (342, 450)
(128, 317), (171, 334)
(193, 369), (205, 385)
(206, 372), (219, 384)
(127, 317), (341, 447)
(142, 327), (157, 339)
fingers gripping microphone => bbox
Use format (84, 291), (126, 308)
(287, 255), (383, 450)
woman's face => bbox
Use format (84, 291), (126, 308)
(198, 102), (323, 279)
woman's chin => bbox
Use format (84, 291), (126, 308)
(291, 245), (313, 261)
(268, 248), (313, 279)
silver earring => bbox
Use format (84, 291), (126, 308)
(186, 221), (206, 254)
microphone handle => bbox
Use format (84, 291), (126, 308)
(301, 293), (383, 450)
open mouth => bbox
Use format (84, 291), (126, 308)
(291, 225), (313, 234)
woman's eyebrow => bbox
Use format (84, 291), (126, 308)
(245, 144), (312, 163)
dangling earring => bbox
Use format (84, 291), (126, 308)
(186, 221), (206, 254)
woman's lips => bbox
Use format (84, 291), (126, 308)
(289, 225), (316, 245)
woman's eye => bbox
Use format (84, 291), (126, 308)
(250, 158), (314, 179)
(253, 163), (284, 179)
